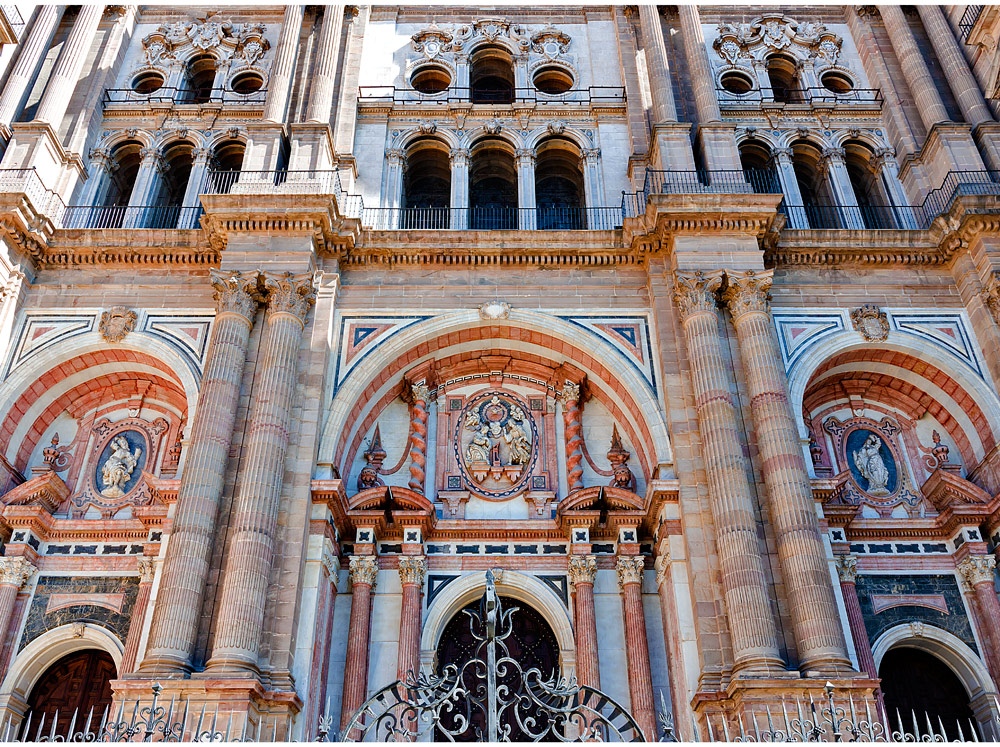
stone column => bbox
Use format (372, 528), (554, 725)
(568, 555), (600, 689)
(616, 555), (655, 741)
(772, 149), (809, 229)
(124, 147), (164, 228)
(178, 148), (212, 228)
(871, 148), (917, 228)
(307, 550), (339, 737)
(879, 5), (950, 131)
(917, 5), (992, 127)
(819, 148), (865, 230)
(407, 384), (430, 494)
(262, 5), (304, 124)
(341, 555), (378, 731)
(449, 148), (469, 229)
(121, 558), (156, 674)
(653, 554), (685, 740)
(0, 558), (35, 653)
(396, 556), (426, 683)
(722, 270), (851, 674)
(305, 4), (346, 124)
(206, 272), (316, 674)
(637, 5), (676, 124)
(0, 5), (65, 128)
(834, 557), (875, 678)
(581, 148), (604, 224)
(77, 149), (117, 210)
(516, 148), (536, 230)
(672, 270), (783, 673)
(140, 271), (259, 674)
(33, 5), (105, 127)
(561, 382), (584, 493)
(957, 554), (1000, 686)
(677, 5), (718, 123)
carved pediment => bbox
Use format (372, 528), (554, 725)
(1, 470), (70, 514)
(715, 14), (843, 66)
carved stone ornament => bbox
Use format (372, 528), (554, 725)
(607, 425), (636, 492)
(397, 555), (427, 586)
(358, 424), (387, 491)
(99, 307), (138, 343)
(411, 24), (455, 57)
(560, 381), (580, 404)
(957, 554), (997, 587)
(714, 14), (843, 67)
(210, 269), (260, 321)
(721, 269), (773, 320)
(850, 304), (889, 342)
(478, 300), (510, 320)
(483, 118), (503, 136)
(0, 557), (36, 589)
(568, 555), (597, 587)
(42, 433), (72, 472)
(615, 555), (644, 589)
(673, 270), (724, 320)
(982, 271), (1000, 326)
(349, 555), (379, 589)
(457, 391), (537, 499)
(531, 25), (571, 59)
(834, 555), (858, 584)
(261, 271), (317, 325)
(137, 557), (156, 583)
(321, 548), (341, 580)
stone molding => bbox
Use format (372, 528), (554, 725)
(835, 555), (858, 584)
(397, 556), (426, 586)
(261, 271), (317, 325)
(653, 552), (671, 587)
(615, 555), (644, 589)
(568, 555), (597, 587)
(957, 554), (997, 587)
(0, 557), (37, 588)
(349, 555), (379, 589)
(722, 269), (773, 320)
(210, 269), (260, 321)
(136, 557), (156, 583)
(673, 270), (724, 320)
(321, 548), (341, 581)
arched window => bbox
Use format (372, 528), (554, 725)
(102, 140), (144, 209)
(843, 140), (894, 229)
(879, 647), (974, 741)
(470, 45), (515, 104)
(766, 54), (799, 103)
(154, 140), (195, 228)
(790, 140), (837, 228)
(208, 138), (246, 193)
(184, 54), (217, 103)
(738, 141), (780, 194)
(534, 136), (585, 229)
(26, 649), (116, 740)
(402, 136), (451, 228)
(469, 138), (517, 229)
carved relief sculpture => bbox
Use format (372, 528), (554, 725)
(100, 435), (142, 499)
(850, 304), (890, 342)
(457, 392), (537, 498)
(99, 307), (138, 343)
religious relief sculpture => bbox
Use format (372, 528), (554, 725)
(457, 392), (537, 499)
(850, 304), (890, 342)
(851, 433), (890, 496)
(824, 415), (918, 508)
(100, 435), (143, 499)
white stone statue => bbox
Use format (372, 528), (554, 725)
(101, 435), (142, 498)
(504, 421), (530, 465)
(852, 433), (890, 496)
(466, 426), (490, 463)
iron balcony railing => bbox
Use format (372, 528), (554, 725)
(358, 85), (626, 106)
(62, 204), (204, 230)
(0, 167), (66, 223)
(777, 203), (923, 231)
(640, 168), (780, 200)
(204, 169), (345, 197)
(360, 206), (624, 231)
(103, 86), (267, 106)
(960, 5), (985, 39)
(717, 86), (884, 107)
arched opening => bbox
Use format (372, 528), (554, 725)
(435, 596), (559, 741)
(470, 45), (515, 103)
(208, 138), (246, 194)
(411, 63), (452, 94)
(229, 69), (264, 95)
(402, 136), (451, 228)
(153, 140), (195, 228)
(26, 649), (115, 739)
(879, 647), (974, 740)
(534, 136), (585, 229)
(469, 138), (517, 229)
(766, 54), (799, 103)
(821, 70), (855, 95)
(533, 65), (574, 95)
(844, 140), (894, 229)
(183, 54), (217, 103)
(790, 140), (837, 228)
(738, 140), (780, 194)
(102, 140), (143, 209)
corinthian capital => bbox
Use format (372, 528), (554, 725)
(568, 555), (597, 587)
(137, 557), (156, 583)
(397, 555), (427, 586)
(982, 272), (1000, 326)
(210, 269), (260, 322)
(616, 555), (645, 590)
(958, 554), (997, 587)
(261, 271), (317, 325)
(0, 557), (36, 588)
(834, 555), (858, 584)
(673, 270), (724, 321)
(349, 555), (379, 589)
(721, 269), (774, 320)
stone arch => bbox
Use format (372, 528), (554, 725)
(524, 125), (590, 152)
(466, 127), (525, 150)
(419, 569), (576, 676)
(872, 623), (998, 725)
(96, 129), (156, 153)
(775, 129), (833, 150)
(397, 127), (461, 152)
(151, 130), (208, 151)
(0, 623), (123, 719)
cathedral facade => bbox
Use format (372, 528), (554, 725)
(0, 2), (998, 740)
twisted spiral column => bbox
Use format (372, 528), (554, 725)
(206, 272), (316, 674)
(673, 270), (783, 672)
(569, 555), (600, 690)
(617, 555), (656, 740)
(141, 270), (259, 673)
(561, 382), (584, 493)
(407, 383), (430, 494)
(341, 556), (378, 731)
(722, 270), (851, 674)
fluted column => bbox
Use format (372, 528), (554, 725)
(568, 555), (600, 689)
(819, 148), (865, 230)
(0, 5), (65, 128)
(871, 148), (918, 228)
(722, 270), (851, 674)
(561, 382), (584, 493)
(178, 148), (212, 228)
(772, 149), (809, 229)
(262, 5), (304, 124)
(637, 5), (676, 124)
(34, 5), (106, 127)
(341, 556), (378, 731)
(879, 5), (950, 131)
(77, 148), (117, 209)
(617, 556), (655, 741)
(0, 558), (35, 655)
(140, 271), (259, 674)
(407, 384), (430, 494)
(124, 147), (164, 228)
(677, 5), (719, 123)
(957, 555), (1000, 686)
(206, 272), (316, 674)
(305, 4), (345, 124)
(396, 556), (425, 683)
(121, 558), (156, 673)
(672, 270), (783, 672)
(516, 148), (536, 229)
(917, 5), (992, 127)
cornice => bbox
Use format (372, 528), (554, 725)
(40, 228), (214, 267)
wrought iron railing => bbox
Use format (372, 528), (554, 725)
(777, 202), (923, 231)
(359, 205), (624, 231)
(960, 5), (985, 40)
(62, 205), (204, 230)
(717, 86), (884, 107)
(103, 87), (267, 106)
(641, 168), (780, 199)
(358, 85), (626, 106)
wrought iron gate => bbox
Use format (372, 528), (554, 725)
(339, 569), (647, 742)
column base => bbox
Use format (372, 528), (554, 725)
(201, 653), (262, 678)
(135, 653), (193, 676)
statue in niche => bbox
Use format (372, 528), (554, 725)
(101, 435), (142, 498)
(852, 433), (890, 496)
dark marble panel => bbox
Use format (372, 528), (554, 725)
(19, 576), (139, 651)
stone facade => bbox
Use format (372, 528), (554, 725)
(0, 3), (998, 740)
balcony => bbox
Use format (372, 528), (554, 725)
(359, 206), (624, 231)
(717, 86), (883, 110)
(960, 5), (984, 40)
(0, 168), (66, 224)
(103, 86), (266, 109)
(62, 205), (203, 230)
(357, 86), (626, 109)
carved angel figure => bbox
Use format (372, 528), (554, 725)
(466, 426), (491, 463)
(101, 436), (141, 498)
(852, 434), (890, 496)
(504, 421), (530, 465)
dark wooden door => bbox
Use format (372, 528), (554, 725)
(880, 647), (974, 740)
(26, 649), (116, 739)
